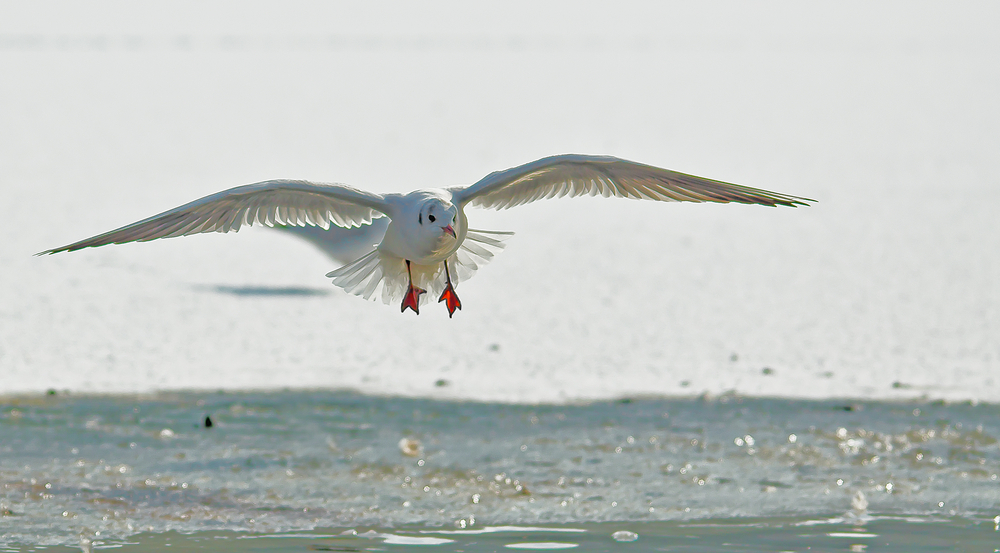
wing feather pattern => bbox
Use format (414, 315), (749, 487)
(38, 180), (389, 255)
(453, 154), (813, 210)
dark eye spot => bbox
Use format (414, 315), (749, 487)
(428, 215), (436, 222)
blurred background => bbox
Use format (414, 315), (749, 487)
(1, 0), (998, 402)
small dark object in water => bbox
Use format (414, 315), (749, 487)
(761, 367), (774, 375)
(435, 379), (449, 387)
(892, 381), (912, 389)
(46, 389), (57, 396)
(204, 416), (213, 428)
(836, 405), (854, 412)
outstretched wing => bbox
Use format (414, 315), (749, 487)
(38, 180), (389, 255)
(452, 154), (813, 210)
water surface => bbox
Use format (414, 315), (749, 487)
(2, 391), (997, 550)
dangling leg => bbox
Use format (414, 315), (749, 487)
(401, 260), (425, 314)
(438, 260), (462, 318)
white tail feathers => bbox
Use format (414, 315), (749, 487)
(326, 228), (514, 305)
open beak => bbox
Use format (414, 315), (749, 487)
(443, 225), (456, 238)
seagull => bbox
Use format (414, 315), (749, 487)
(39, 154), (813, 317)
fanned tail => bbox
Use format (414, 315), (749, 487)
(451, 228), (514, 283)
(325, 228), (514, 306)
(325, 250), (386, 301)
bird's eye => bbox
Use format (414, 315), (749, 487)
(428, 215), (436, 222)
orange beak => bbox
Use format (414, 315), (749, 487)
(443, 225), (456, 238)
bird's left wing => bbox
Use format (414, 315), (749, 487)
(38, 180), (389, 255)
(451, 154), (813, 210)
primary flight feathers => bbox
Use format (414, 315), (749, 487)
(39, 180), (388, 254)
(452, 154), (810, 209)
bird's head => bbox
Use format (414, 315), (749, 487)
(417, 199), (458, 241)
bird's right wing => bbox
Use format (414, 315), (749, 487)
(38, 180), (390, 255)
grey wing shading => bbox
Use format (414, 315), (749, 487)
(273, 217), (390, 264)
(451, 154), (814, 210)
(38, 180), (389, 255)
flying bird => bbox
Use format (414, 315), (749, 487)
(39, 154), (813, 317)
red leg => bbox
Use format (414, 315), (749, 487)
(438, 261), (462, 318)
(401, 260), (425, 314)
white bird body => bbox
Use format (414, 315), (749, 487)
(378, 189), (466, 265)
(39, 154), (813, 316)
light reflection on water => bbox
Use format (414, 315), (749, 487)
(1, 391), (998, 548)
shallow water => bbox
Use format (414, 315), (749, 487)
(2, 391), (998, 549)
(6, 518), (1000, 552)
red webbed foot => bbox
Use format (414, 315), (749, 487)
(401, 259), (426, 315)
(401, 283), (426, 314)
(438, 282), (462, 318)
